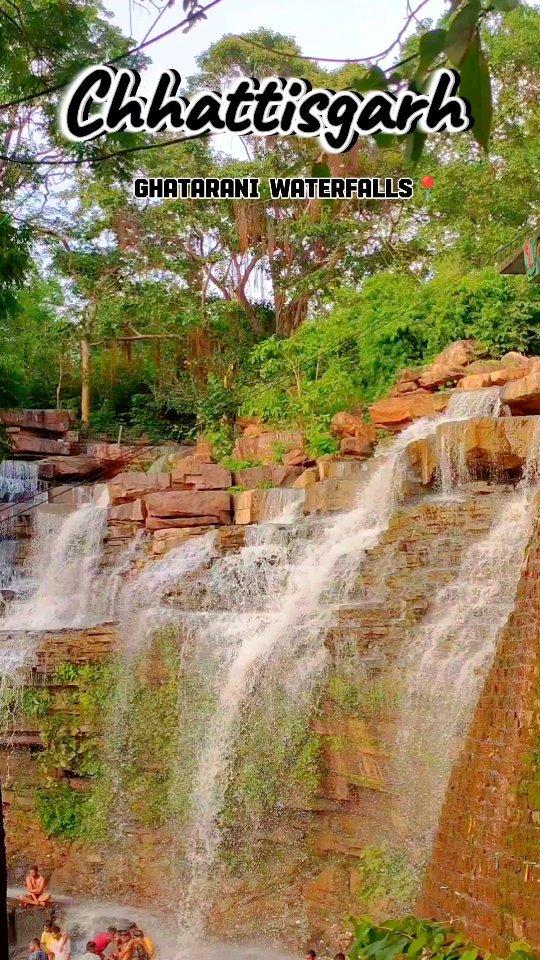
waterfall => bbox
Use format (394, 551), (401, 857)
(256, 486), (305, 524)
(156, 404), (499, 930)
(0, 459), (47, 607)
(437, 388), (502, 493)
(0, 459), (45, 508)
(0, 504), (110, 631)
(395, 416), (540, 850)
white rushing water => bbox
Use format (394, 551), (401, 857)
(0, 387), (517, 942)
(437, 387), (502, 493)
(0, 504), (111, 630)
(166, 395), (505, 929)
(0, 459), (45, 508)
(396, 413), (540, 848)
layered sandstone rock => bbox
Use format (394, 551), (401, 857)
(233, 427), (306, 465)
(233, 464), (302, 488)
(501, 370), (540, 414)
(144, 489), (231, 528)
(151, 525), (213, 556)
(6, 430), (71, 456)
(369, 391), (449, 431)
(408, 416), (540, 485)
(331, 412), (376, 457)
(0, 409), (74, 433)
(38, 455), (102, 480)
(108, 471), (171, 504)
(233, 488), (304, 524)
(171, 458), (231, 490)
(0, 409), (76, 458)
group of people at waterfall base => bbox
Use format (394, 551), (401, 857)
(29, 922), (155, 960)
(19, 865), (345, 960)
(20, 867), (155, 960)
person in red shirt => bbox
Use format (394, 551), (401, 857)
(92, 928), (117, 958)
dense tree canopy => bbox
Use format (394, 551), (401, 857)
(0, 0), (537, 451)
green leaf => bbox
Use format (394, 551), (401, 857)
(460, 950), (479, 960)
(459, 32), (493, 149)
(312, 162), (331, 178)
(351, 65), (388, 92)
(378, 937), (410, 960)
(445, 0), (482, 66)
(417, 28), (448, 77)
(405, 129), (427, 164)
(491, 0), (519, 8)
(406, 933), (428, 957)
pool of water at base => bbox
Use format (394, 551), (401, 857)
(8, 891), (295, 960)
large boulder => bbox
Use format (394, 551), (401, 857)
(330, 411), (365, 437)
(501, 371), (540, 414)
(171, 458), (231, 491)
(144, 490), (231, 528)
(431, 339), (480, 369)
(369, 390), (448, 431)
(38, 455), (102, 480)
(331, 413), (376, 458)
(108, 471), (171, 505)
(0, 409), (74, 434)
(233, 428), (305, 465)
(417, 365), (466, 389)
(233, 464), (302, 488)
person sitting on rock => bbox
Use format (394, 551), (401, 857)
(28, 937), (49, 960)
(47, 924), (71, 960)
(80, 942), (99, 960)
(41, 920), (56, 956)
(19, 865), (52, 908)
(102, 931), (122, 960)
(92, 927), (117, 958)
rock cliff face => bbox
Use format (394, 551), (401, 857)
(0, 478), (530, 949)
(420, 498), (540, 953)
(4, 361), (540, 953)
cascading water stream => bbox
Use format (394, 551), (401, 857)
(437, 387), (502, 494)
(0, 386), (512, 951)
(0, 504), (110, 631)
(395, 414), (540, 852)
(162, 394), (504, 931)
(0, 459), (45, 509)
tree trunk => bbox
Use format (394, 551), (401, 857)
(0, 779), (9, 960)
(81, 336), (91, 425)
(275, 295), (309, 337)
